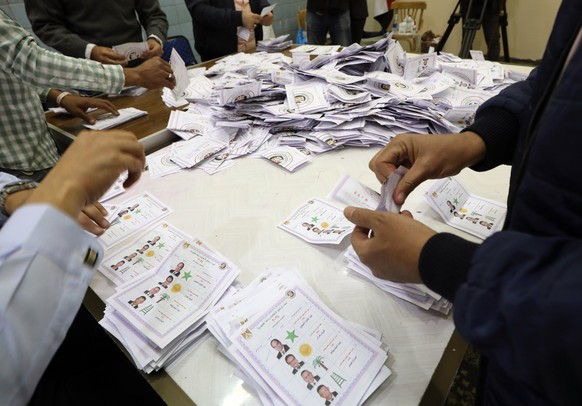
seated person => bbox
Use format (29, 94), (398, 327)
(186, 0), (274, 62)
(0, 10), (175, 182)
(25, 0), (168, 65)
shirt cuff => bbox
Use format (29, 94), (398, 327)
(85, 43), (97, 60)
(0, 205), (103, 273)
(418, 233), (479, 302)
(148, 34), (163, 46)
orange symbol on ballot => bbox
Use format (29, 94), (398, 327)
(171, 284), (182, 293)
(146, 251), (155, 257)
(241, 328), (253, 340)
(320, 222), (329, 229)
(123, 214), (132, 220)
(299, 343), (312, 357)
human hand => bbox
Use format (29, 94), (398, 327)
(344, 206), (436, 283)
(261, 12), (274, 26)
(242, 3), (261, 30)
(25, 131), (145, 220)
(369, 132), (486, 205)
(5, 188), (111, 236)
(124, 57), (175, 89)
(91, 45), (127, 65)
(142, 38), (163, 59)
(59, 94), (119, 125)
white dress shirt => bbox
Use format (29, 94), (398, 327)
(0, 205), (103, 405)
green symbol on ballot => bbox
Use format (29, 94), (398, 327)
(311, 216), (319, 222)
(182, 271), (192, 281)
(286, 329), (299, 342)
(157, 242), (166, 249)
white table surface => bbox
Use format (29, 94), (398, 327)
(90, 144), (512, 405)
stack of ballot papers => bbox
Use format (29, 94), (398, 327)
(97, 193), (241, 372)
(327, 173), (452, 314)
(83, 107), (147, 130)
(155, 34), (526, 179)
(207, 268), (391, 405)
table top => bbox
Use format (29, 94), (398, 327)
(88, 143), (511, 405)
(53, 52), (532, 405)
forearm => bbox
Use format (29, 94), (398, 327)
(0, 206), (102, 405)
(136, 0), (169, 43)
(0, 16), (124, 92)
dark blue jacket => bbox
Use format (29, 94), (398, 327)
(186, 0), (269, 61)
(419, 1), (582, 404)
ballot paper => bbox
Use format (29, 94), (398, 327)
(327, 175), (380, 210)
(83, 107), (148, 130)
(170, 137), (227, 168)
(206, 269), (390, 406)
(376, 166), (408, 212)
(101, 193), (171, 247)
(170, 48), (190, 99)
(261, 145), (311, 172)
(278, 198), (352, 244)
(105, 237), (240, 349)
(146, 144), (182, 179)
(425, 176), (507, 239)
(112, 41), (149, 61)
(99, 222), (192, 285)
(261, 3), (276, 16)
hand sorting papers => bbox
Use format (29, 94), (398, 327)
(83, 107), (147, 130)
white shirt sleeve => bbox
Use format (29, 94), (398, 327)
(0, 205), (103, 406)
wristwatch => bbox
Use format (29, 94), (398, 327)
(0, 180), (38, 216)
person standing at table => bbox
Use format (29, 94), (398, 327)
(349, 0), (368, 45)
(24, 0), (168, 65)
(0, 10), (175, 182)
(345, 0), (582, 403)
(0, 130), (165, 406)
(186, 0), (274, 62)
(306, 0), (351, 46)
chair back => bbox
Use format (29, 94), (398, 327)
(297, 9), (307, 31)
(162, 35), (198, 66)
(391, 1), (426, 32)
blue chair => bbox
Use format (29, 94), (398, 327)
(162, 35), (198, 66)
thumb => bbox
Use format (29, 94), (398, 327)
(344, 206), (381, 229)
(394, 167), (424, 205)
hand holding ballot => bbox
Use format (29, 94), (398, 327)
(368, 132), (487, 204)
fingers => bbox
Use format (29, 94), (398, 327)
(343, 206), (381, 230)
(393, 166), (424, 204)
(80, 203), (111, 235)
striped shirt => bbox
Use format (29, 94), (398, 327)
(0, 10), (125, 171)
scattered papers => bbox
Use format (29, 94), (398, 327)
(83, 107), (147, 130)
(278, 198), (352, 244)
(425, 176), (506, 239)
(206, 269), (390, 405)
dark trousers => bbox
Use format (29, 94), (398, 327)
(29, 306), (166, 406)
(460, 0), (502, 61)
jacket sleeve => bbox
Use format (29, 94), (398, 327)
(0, 205), (102, 405)
(24, 0), (88, 58)
(453, 231), (582, 402)
(464, 68), (538, 171)
(186, 0), (243, 29)
(136, 0), (169, 43)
